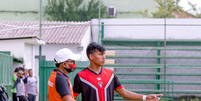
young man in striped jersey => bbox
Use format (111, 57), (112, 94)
(73, 42), (163, 101)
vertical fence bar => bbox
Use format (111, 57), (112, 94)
(156, 42), (161, 91)
(172, 81), (174, 101)
(164, 0), (167, 100)
(101, 22), (104, 45)
(97, 0), (101, 43)
(39, 0), (42, 100)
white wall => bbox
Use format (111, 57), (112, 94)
(13, 62), (23, 71)
(0, 38), (40, 70)
(91, 18), (201, 41)
(35, 44), (89, 61)
(0, 39), (25, 58)
(81, 27), (91, 61)
(24, 44), (34, 69)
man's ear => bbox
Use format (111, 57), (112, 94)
(62, 62), (67, 67)
(63, 62), (70, 69)
(89, 54), (93, 60)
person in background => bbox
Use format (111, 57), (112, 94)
(24, 68), (29, 78)
(23, 65), (29, 78)
(12, 68), (20, 101)
(47, 48), (81, 101)
(11, 70), (28, 101)
(24, 69), (38, 101)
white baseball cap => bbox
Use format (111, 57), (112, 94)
(54, 48), (81, 63)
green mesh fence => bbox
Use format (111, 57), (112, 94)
(102, 39), (201, 101)
(0, 53), (13, 100)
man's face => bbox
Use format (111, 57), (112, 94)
(63, 59), (75, 69)
(28, 70), (33, 77)
(90, 50), (105, 66)
(18, 73), (24, 78)
(25, 70), (28, 75)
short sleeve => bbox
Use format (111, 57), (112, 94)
(13, 74), (17, 81)
(114, 73), (124, 91)
(35, 77), (37, 83)
(73, 74), (82, 96)
(55, 75), (71, 98)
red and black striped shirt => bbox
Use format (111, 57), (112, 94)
(73, 67), (123, 101)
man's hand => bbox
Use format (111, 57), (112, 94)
(25, 93), (28, 98)
(146, 94), (163, 101)
(11, 89), (13, 93)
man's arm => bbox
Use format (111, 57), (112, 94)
(11, 78), (20, 92)
(63, 95), (75, 101)
(36, 84), (38, 96)
(35, 77), (38, 96)
(114, 72), (163, 101)
(24, 77), (28, 97)
(56, 76), (74, 101)
(74, 96), (77, 100)
(24, 84), (28, 97)
(116, 88), (163, 101)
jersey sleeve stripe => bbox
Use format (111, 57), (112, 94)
(73, 93), (80, 96)
(115, 85), (124, 91)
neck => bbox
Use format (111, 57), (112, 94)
(57, 67), (69, 75)
(29, 75), (33, 77)
(88, 63), (102, 74)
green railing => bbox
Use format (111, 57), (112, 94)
(0, 53), (13, 99)
(101, 22), (201, 101)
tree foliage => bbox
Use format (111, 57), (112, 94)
(138, 0), (201, 18)
(44, 0), (107, 21)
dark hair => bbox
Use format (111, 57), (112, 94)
(18, 67), (24, 72)
(14, 68), (20, 72)
(86, 42), (105, 59)
(28, 69), (32, 72)
(54, 58), (62, 68)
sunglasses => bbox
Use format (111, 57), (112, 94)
(64, 60), (75, 64)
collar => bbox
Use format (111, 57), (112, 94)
(54, 69), (69, 78)
(87, 67), (103, 75)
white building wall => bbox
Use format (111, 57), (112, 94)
(80, 27), (91, 61)
(91, 18), (201, 42)
(35, 44), (90, 61)
(24, 44), (34, 69)
(0, 38), (40, 71)
(0, 39), (25, 58)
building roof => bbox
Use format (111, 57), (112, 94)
(0, 21), (90, 44)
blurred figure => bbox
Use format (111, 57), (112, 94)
(24, 68), (29, 78)
(11, 71), (28, 101)
(23, 65), (29, 78)
(12, 68), (20, 101)
(24, 69), (38, 101)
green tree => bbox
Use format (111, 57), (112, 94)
(187, 1), (201, 18)
(138, 0), (201, 18)
(44, 0), (107, 21)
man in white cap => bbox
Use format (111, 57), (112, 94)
(47, 48), (81, 101)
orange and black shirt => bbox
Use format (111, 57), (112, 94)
(48, 69), (74, 101)
(73, 67), (124, 101)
